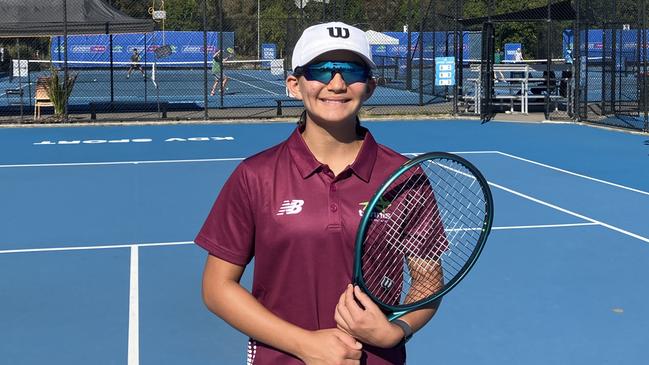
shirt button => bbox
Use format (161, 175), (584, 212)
(330, 204), (338, 212)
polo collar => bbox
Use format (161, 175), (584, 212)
(287, 127), (322, 179)
(349, 127), (377, 183)
(287, 126), (378, 182)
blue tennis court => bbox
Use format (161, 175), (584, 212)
(0, 61), (438, 111)
(1, 119), (648, 364)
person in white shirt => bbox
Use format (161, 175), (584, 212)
(514, 47), (524, 62)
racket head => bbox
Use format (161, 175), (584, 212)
(353, 152), (493, 319)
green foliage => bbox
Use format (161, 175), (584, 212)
(35, 0), (647, 64)
(260, 2), (289, 57)
(44, 66), (77, 118)
(463, 0), (561, 59)
(164, 0), (202, 30)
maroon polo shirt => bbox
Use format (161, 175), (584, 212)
(196, 126), (408, 365)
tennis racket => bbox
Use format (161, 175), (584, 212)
(354, 152), (493, 321)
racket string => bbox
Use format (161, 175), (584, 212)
(362, 171), (435, 303)
(361, 158), (488, 307)
(363, 169), (447, 303)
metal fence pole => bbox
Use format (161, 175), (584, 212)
(406, 0), (412, 91)
(418, 0), (424, 105)
(16, 38), (24, 122)
(219, 0), (224, 108)
(203, 0), (209, 119)
(110, 34), (114, 103)
(63, 0), (69, 121)
(143, 35), (148, 103)
(453, 0), (460, 115)
(546, 0), (552, 119)
(573, 0), (580, 120)
(431, 0), (437, 97)
(641, 0), (649, 132)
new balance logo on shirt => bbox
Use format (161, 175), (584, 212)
(276, 200), (304, 215)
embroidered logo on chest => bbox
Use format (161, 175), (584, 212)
(276, 199), (304, 215)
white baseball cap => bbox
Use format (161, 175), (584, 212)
(291, 22), (375, 71)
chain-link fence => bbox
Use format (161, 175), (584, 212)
(0, 0), (646, 132)
(575, 0), (649, 131)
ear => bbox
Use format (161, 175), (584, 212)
(363, 78), (377, 101)
(285, 75), (303, 100)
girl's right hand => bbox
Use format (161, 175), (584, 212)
(298, 328), (363, 365)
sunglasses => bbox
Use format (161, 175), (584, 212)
(294, 61), (372, 84)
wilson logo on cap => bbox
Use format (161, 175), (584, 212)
(327, 27), (350, 39)
(291, 22), (376, 71)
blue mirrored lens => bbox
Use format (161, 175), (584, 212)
(303, 61), (370, 84)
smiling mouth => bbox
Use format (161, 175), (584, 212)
(319, 98), (350, 104)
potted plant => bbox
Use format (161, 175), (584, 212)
(44, 65), (77, 119)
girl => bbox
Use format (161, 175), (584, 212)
(196, 22), (439, 365)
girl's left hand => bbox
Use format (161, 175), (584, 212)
(334, 284), (404, 348)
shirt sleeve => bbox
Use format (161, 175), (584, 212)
(195, 162), (255, 266)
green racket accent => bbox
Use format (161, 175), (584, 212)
(353, 152), (493, 321)
(226, 47), (234, 54)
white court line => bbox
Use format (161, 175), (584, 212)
(0, 151), (498, 169)
(0, 222), (600, 255)
(403, 150), (499, 156)
(128, 245), (139, 365)
(0, 240), (194, 254)
(496, 151), (649, 196)
(0, 157), (245, 169)
(227, 74), (283, 95)
(490, 180), (649, 244)
(447, 222), (600, 232)
(492, 222), (599, 230)
(228, 70), (286, 88)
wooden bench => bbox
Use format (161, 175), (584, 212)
(34, 77), (54, 120)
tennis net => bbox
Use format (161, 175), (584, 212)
(23, 58), (286, 85)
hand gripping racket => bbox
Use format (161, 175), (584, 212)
(354, 152), (493, 320)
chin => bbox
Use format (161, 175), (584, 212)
(318, 110), (357, 123)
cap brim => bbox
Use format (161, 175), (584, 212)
(299, 48), (376, 70)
